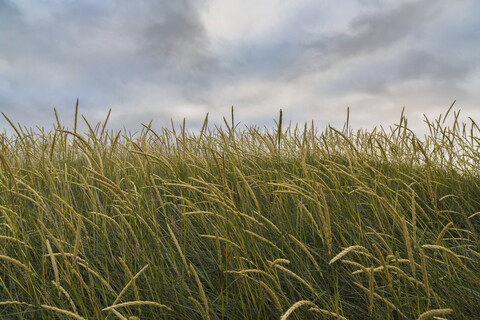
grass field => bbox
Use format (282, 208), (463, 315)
(0, 103), (479, 319)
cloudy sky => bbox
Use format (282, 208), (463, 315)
(1, 0), (479, 135)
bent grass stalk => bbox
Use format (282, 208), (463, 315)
(190, 263), (210, 319)
(40, 305), (87, 320)
(280, 300), (317, 320)
(329, 245), (371, 264)
(51, 281), (78, 313)
(102, 301), (172, 312)
(417, 308), (454, 320)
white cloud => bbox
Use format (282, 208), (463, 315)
(202, 0), (295, 42)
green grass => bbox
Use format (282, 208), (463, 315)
(0, 103), (478, 319)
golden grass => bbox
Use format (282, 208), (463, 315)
(280, 300), (317, 320)
(417, 308), (454, 320)
(40, 305), (87, 320)
(329, 245), (370, 264)
(102, 301), (172, 312)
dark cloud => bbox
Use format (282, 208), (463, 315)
(141, 3), (208, 65)
(0, 0), (216, 129)
(208, 1), (454, 85)
(281, 0), (480, 99)
(303, 1), (442, 70)
(395, 50), (473, 82)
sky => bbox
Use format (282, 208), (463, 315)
(1, 0), (479, 135)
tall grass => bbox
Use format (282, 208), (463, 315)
(0, 103), (478, 319)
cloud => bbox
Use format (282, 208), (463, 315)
(205, 0), (480, 133)
(0, 0), (217, 129)
(0, 0), (479, 135)
(312, 0), (480, 110)
(328, 1), (440, 56)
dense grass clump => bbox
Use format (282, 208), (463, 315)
(0, 103), (479, 319)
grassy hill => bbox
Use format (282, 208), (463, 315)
(0, 106), (478, 319)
